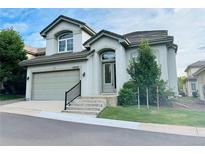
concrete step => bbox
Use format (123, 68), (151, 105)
(63, 97), (107, 116)
(62, 109), (99, 115)
(66, 106), (102, 111)
(74, 99), (106, 104)
(70, 102), (105, 107)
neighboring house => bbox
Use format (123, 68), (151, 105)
(20, 15), (178, 105)
(184, 61), (205, 97)
(24, 45), (45, 59)
(193, 66), (205, 101)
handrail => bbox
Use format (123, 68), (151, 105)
(64, 80), (81, 110)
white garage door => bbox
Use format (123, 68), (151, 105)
(32, 70), (80, 100)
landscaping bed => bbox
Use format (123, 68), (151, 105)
(0, 94), (23, 101)
(98, 105), (205, 127)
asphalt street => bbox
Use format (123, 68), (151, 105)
(1, 112), (205, 146)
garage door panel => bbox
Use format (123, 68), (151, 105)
(32, 70), (80, 100)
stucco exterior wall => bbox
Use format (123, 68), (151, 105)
(82, 31), (92, 44)
(125, 44), (178, 95)
(187, 67), (200, 76)
(196, 71), (205, 100)
(167, 48), (178, 95)
(25, 40), (178, 100)
(45, 21), (91, 55)
(89, 36), (128, 95)
(25, 61), (91, 100)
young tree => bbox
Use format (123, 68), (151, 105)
(178, 76), (187, 91)
(127, 40), (164, 104)
(0, 28), (27, 94)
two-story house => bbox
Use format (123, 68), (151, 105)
(184, 61), (205, 97)
(20, 15), (178, 110)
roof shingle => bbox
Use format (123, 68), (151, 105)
(19, 50), (94, 67)
(123, 30), (173, 45)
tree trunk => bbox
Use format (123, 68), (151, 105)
(146, 87), (149, 110)
(157, 86), (159, 110)
(138, 87), (140, 109)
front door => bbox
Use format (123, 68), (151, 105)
(102, 63), (116, 93)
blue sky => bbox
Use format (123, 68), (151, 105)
(0, 8), (205, 76)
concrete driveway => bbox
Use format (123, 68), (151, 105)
(0, 101), (64, 115)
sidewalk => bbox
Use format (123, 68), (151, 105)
(1, 103), (205, 137)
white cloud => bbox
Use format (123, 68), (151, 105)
(24, 32), (45, 48)
(3, 23), (28, 33)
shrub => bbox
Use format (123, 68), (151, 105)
(192, 91), (198, 98)
(118, 80), (174, 106)
(118, 81), (137, 106)
(122, 80), (137, 91)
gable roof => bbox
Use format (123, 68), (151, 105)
(40, 15), (96, 37)
(83, 29), (177, 51)
(193, 66), (205, 76)
(185, 60), (205, 72)
(39, 15), (176, 51)
(83, 30), (130, 47)
(19, 49), (94, 67)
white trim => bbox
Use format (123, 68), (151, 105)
(84, 32), (129, 48)
(58, 33), (73, 53)
(41, 17), (96, 37)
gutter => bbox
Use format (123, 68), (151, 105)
(19, 57), (88, 67)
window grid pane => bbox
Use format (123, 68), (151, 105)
(67, 39), (73, 51)
(59, 40), (66, 52)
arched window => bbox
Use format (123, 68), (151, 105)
(58, 32), (73, 52)
(101, 51), (115, 62)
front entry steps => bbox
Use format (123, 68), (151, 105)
(63, 97), (107, 116)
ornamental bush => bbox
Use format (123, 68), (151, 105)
(118, 81), (137, 106)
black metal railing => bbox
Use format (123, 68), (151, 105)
(64, 80), (81, 110)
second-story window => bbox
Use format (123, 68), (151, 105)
(58, 32), (73, 52)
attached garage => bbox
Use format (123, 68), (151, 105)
(31, 70), (80, 100)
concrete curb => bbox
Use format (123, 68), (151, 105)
(36, 111), (205, 137)
(1, 107), (205, 137)
(36, 111), (141, 130)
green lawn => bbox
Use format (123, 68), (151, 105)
(98, 105), (205, 127)
(0, 94), (23, 101)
